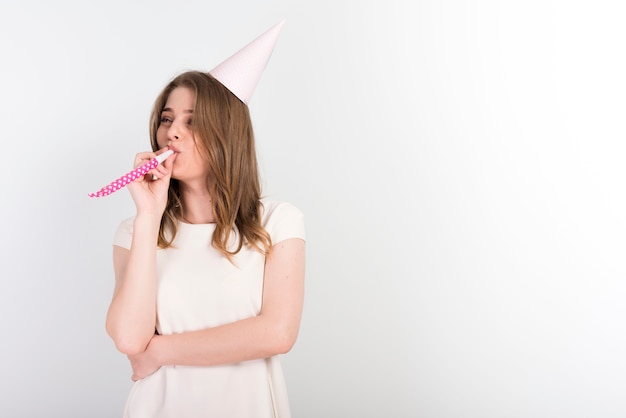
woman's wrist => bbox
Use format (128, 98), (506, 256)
(134, 212), (163, 229)
(151, 334), (169, 366)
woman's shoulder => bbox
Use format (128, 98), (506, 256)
(261, 199), (302, 220)
(260, 199), (305, 242)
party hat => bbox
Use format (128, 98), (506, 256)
(209, 20), (285, 104)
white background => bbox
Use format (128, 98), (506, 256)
(1, 0), (625, 417)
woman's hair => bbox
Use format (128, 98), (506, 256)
(149, 71), (272, 258)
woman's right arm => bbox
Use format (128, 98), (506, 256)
(105, 150), (176, 355)
(106, 214), (161, 355)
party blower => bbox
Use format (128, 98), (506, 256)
(88, 150), (174, 198)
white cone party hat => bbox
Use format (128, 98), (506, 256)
(209, 20), (285, 104)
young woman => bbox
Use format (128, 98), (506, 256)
(105, 22), (305, 418)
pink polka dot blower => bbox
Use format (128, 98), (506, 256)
(88, 150), (173, 198)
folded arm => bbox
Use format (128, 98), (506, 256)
(129, 237), (305, 380)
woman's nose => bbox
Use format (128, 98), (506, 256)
(168, 123), (181, 141)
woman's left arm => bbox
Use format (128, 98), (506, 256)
(128, 237), (305, 381)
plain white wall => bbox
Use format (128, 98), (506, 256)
(1, 0), (625, 417)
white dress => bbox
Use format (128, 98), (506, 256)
(113, 201), (305, 418)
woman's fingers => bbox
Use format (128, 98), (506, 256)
(156, 152), (177, 179)
(130, 148), (177, 186)
(147, 153), (175, 180)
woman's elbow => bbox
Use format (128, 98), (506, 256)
(112, 337), (148, 356)
(272, 325), (300, 354)
(274, 340), (295, 355)
(106, 323), (149, 355)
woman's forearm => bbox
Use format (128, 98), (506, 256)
(152, 313), (300, 367)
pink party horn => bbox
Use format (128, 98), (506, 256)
(88, 150), (174, 198)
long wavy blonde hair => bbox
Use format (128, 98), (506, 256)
(149, 71), (271, 258)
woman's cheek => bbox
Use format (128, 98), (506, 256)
(156, 136), (167, 149)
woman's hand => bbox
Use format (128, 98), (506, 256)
(127, 149), (177, 217)
(128, 334), (163, 381)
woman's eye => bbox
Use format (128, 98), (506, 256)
(160, 117), (172, 124)
(186, 118), (193, 126)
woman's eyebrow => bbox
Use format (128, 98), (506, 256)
(162, 107), (194, 113)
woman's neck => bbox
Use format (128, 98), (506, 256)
(178, 181), (216, 224)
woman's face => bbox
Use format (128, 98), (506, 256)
(156, 86), (210, 182)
